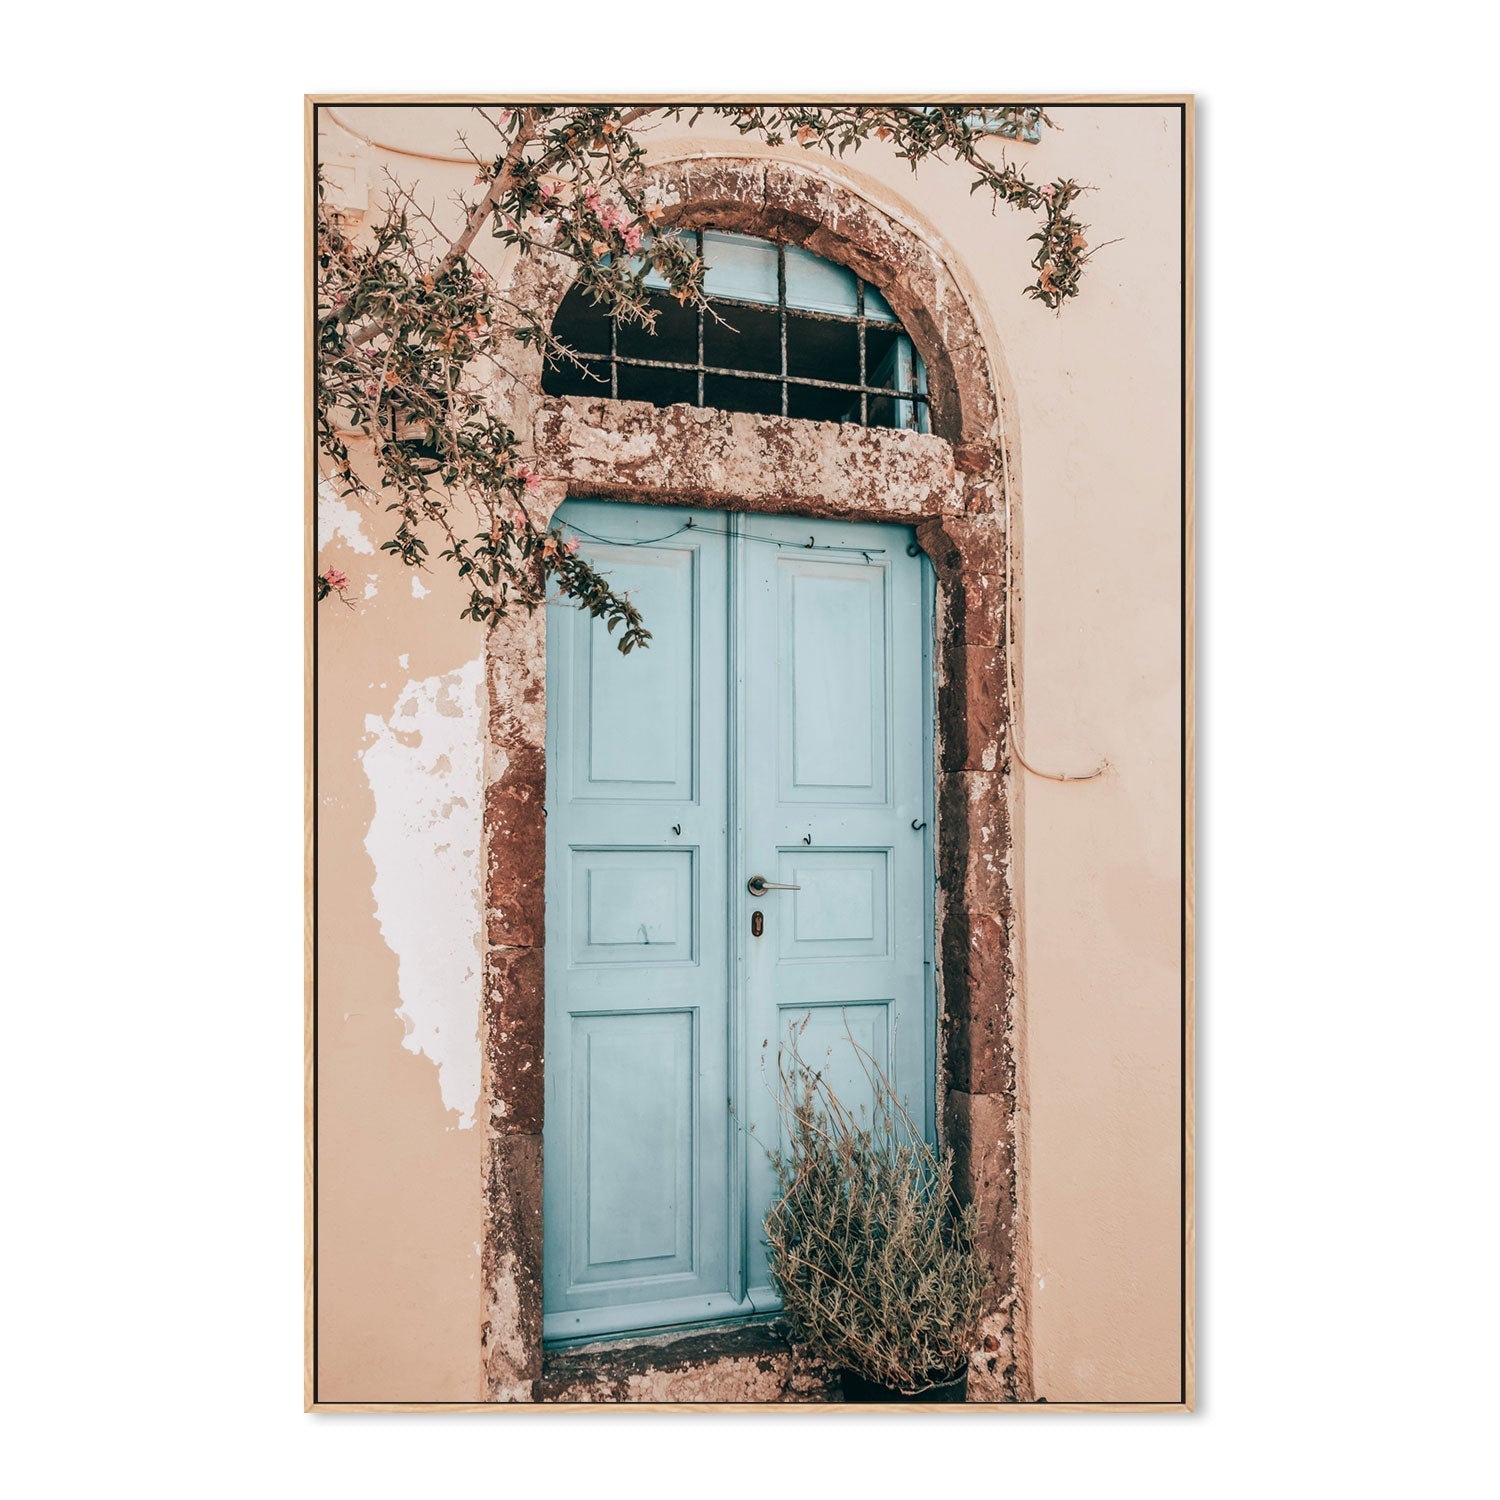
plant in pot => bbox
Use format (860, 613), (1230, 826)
(761, 1020), (987, 1402)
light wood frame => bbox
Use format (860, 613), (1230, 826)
(305, 92), (1196, 1414)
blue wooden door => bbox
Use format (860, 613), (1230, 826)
(543, 500), (932, 1342)
(737, 511), (933, 1309)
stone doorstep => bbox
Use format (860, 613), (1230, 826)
(535, 1319), (840, 1404)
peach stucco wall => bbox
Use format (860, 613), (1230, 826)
(313, 102), (1185, 1403)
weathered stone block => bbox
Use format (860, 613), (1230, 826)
(939, 644), (1007, 772)
(947, 567), (1007, 651)
(486, 610), (546, 753)
(484, 945), (544, 1134)
(944, 1089), (1017, 1298)
(942, 911), (1015, 1095)
(484, 744), (546, 948)
(965, 1303), (1031, 1403)
(917, 515), (1007, 648)
(534, 397), (962, 519)
(938, 771), (1011, 917)
(482, 1132), (544, 1398)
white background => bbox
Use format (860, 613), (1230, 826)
(5, 5), (1496, 1495)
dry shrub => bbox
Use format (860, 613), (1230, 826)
(762, 1019), (986, 1393)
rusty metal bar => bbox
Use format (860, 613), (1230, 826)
(594, 350), (929, 404)
(575, 241), (931, 425)
(777, 242), (788, 418)
(695, 229), (706, 408)
(857, 278), (868, 426)
(706, 290), (893, 329)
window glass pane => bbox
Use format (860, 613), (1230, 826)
(785, 313), (859, 388)
(616, 289), (697, 363)
(549, 285), (613, 356)
(784, 245), (859, 317)
(699, 232), (780, 306)
(864, 324), (902, 390)
(703, 372), (782, 417)
(617, 363), (697, 409)
(704, 301), (780, 375)
(787, 381), (861, 425)
(910, 349), (930, 435)
(862, 283), (899, 323)
(542, 354), (612, 400)
(867, 332), (913, 430)
(638, 228), (692, 290)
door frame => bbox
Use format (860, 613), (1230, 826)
(479, 155), (1030, 1403)
(538, 501), (939, 1345)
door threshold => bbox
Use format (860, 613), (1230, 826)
(543, 1309), (781, 1354)
(536, 1316), (837, 1404)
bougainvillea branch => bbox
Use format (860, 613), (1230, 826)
(316, 106), (1094, 645)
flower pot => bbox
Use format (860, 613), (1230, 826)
(840, 1368), (969, 1404)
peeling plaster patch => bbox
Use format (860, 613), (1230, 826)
(398, 653), (410, 669)
(317, 479), (376, 556)
(363, 575), (379, 600)
(363, 656), (485, 1126)
(411, 575), (430, 598)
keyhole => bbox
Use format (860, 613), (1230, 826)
(750, 910), (764, 938)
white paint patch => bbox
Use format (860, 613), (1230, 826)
(317, 478), (376, 556)
(363, 575), (379, 600)
(411, 574), (430, 598)
(362, 657), (485, 1127)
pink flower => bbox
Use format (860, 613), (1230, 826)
(517, 464), (540, 490)
(1038, 183), (1056, 203)
(497, 109), (513, 126)
(621, 222), (644, 253)
(512, 508), (527, 528)
(323, 568), (350, 591)
(584, 190), (602, 214)
(599, 204), (623, 233)
(539, 181), (557, 199)
(565, 537), (580, 554)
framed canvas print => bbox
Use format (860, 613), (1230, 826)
(307, 95), (1194, 1409)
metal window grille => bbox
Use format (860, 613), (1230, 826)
(547, 230), (930, 432)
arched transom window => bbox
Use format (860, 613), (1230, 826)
(543, 230), (930, 433)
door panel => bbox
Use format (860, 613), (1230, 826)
(544, 502), (730, 1342)
(775, 998), (893, 1128)
(544, 500), (932, 1341)
(778, 560), (888, 801)
(774, 849), (890, 961)
(740, 512), (930, 1309)
(572, 544), (698, 802)
(569, 848), (696, 965)
(571, 1008), (696, 1282)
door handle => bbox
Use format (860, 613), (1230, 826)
(746, 875), (800, 897)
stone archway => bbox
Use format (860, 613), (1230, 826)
(479, 156), (1030, 1403)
